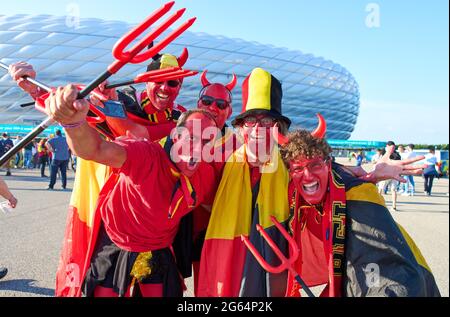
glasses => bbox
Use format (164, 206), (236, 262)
(291, 159), (328, 175)
(243, 116), (276, 128)
(199, 95), (230, 110)
(155, 80), (181, 88)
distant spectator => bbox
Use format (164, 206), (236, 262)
(423, 146), (439, 196)
(24, 140), (34, 169)
(13, 135), (24, 168)
(1, 133), (14, 176)
(355, 150), (364, 167)
(402, 144), (418, 196)
(371, 148), (383, 164)
(46, 130), (70, 190)
(378, 141), (401, 211)
(37, 139), (49, 178)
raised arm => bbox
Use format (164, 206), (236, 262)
(44, 84), (126, 168)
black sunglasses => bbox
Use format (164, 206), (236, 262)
(155, 80), (181, 88)
(199, 95), (230, 110)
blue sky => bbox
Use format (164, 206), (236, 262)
(2, 0), (449, 143)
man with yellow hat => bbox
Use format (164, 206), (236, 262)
(198, 67), (292, 297)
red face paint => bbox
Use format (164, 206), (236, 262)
(241, 114), (276, 164)
(197, 83), (232, 130)
(146, 79), (182, 111)
(289, 157), (330, 205)
(172, 113), (217, 177)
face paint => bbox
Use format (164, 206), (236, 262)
(240, 114), (276, 165)
(146, 80), (182, 111)
(173, 113), (217, 177)
(197, 84), (232, 130)
(289, 156), (330, 205)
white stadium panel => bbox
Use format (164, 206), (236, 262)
(0, 14), (359, 139)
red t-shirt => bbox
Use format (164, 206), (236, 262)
(97, 138), (217, 252)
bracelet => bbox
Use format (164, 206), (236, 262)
(60, 120), (86, 129)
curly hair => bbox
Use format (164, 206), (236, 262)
(280, 129), (332, 167)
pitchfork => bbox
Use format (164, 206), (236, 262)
(241, 215), (315, 297)
(105, 67), (198, 89)
(0, 1), (195, 166)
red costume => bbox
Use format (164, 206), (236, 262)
(55, 49), (190, 297)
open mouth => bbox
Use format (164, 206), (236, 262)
(156, 92), (169, 100)
(302, 181), (319, 194)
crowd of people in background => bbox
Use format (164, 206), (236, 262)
(0, 130), (74, 190)
(349, 142), (446, 212)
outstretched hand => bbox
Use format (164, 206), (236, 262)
(360, 145), (425, 183)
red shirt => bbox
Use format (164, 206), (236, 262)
(97, 138), (217, 252)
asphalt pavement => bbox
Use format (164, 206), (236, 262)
(0, 166), (448, 297)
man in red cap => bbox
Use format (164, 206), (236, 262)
(44, 83), (219, 297)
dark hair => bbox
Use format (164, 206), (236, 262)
(2, 133), (8, 138)
(56, 129), (62, 136)
(428, 146), (435, 153)
(280, 129), (332, 167)
(387, 141), (396, 146)
(408, 144), (415, 149)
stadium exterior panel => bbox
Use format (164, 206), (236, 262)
(0, 14), (359, 139)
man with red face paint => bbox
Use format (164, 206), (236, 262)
(9, 47), (189, 140)
(198, 67), (292, 297)
(172, 71), (241, 295)
(44, 83), (219, 297)
(9, 50), (190, 296)
(280, 129), (440, 297)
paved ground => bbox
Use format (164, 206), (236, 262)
(0, 166), (448, 297)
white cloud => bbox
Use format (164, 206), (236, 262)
(351, 99), (449, 144)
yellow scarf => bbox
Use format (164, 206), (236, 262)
(205, 145), (290, 240)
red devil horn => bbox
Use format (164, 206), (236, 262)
(201, 70), (211, 87)
(225, 74), (237, 91)
(311, 113), (327, 139)
(177, 48), (189, 67)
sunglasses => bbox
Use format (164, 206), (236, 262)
(199, 95), (230, 110)
(291, 159), (329, 175)
(155, 80), (181, 88)
(243, 116), (276, 128)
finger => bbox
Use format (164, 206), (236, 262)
(73, 99), (89, 112)
(55, 87), (77, 119)
(402, 156), (425, 165)
(64, 84), (79, 105)
(403, 164), (426, 170)
(402, 169), (423, 176)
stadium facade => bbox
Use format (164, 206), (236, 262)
(0, 14), (359, 139)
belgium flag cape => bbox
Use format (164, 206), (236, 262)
(198, 145), (291, 297)
(55, 159), (110, 296)
(286, 163), (441, 297)
(54, 103), (181, 296)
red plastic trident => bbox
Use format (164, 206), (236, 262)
(241, 215), (315, 297)
(105, 67), (198, 89)
(0, 1), (196, 166)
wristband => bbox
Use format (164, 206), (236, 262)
(60, 120), (86, 129)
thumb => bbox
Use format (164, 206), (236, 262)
(73, 99), (90, 112)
